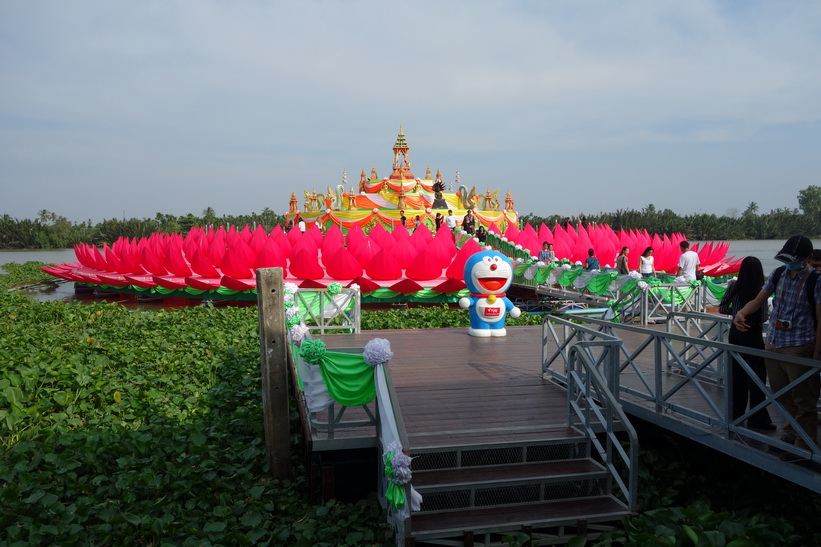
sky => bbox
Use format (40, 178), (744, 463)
(1, 1), (820, 224)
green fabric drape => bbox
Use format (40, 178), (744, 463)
(534, 265), (555, 285)
(557, 268), (583, 287)
(703, 277), (727, 301)
(316, 351), (376, 406)
(585, 272), (618, 295)
(291, 343), (375, 405)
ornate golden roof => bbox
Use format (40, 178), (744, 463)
(393, 125), (409, 152)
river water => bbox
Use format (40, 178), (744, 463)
(0, 239), (796, 303)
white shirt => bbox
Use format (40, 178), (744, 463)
(298, 220), (306, 232)
(678, 250), (700, 280)
(640, 255), (654, 274)
(445, 214), (457, 229)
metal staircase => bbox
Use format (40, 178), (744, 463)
(403, 427), (632, 545)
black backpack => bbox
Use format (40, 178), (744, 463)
(769, 265), (821, 325)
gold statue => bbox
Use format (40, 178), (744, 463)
(505, 190), (515, 211)
(348, 187), (357, 210)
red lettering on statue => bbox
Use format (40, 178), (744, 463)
(484, 307), (501, 317)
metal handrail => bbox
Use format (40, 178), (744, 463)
(544, 315), (821, 461)
(542, 315), (638, 511)
(567, 342), (639, 511)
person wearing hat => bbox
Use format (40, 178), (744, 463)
(733, 235), (821, 453)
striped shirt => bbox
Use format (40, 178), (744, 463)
(763, 265), (821, 348)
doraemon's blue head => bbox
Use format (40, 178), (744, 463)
(463, 251), (514, 294)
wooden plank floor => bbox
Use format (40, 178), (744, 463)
(323, 326), (576, 449)
(322, 323), (821, 492)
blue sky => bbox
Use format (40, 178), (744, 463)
(2, 1), (820, 223)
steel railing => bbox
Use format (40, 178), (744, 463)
(543, 314), (821, 462)
(542, 317), (639, 511)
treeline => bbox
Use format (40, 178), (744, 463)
(522, 185), (821, 241)
(0, 208), (286, 249)
(2, 185), (820, 249)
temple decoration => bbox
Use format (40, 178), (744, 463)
(505, 191), (515, 212)
(287, 127), (518, 233)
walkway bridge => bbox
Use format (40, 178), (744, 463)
(272, 285), (820, 546)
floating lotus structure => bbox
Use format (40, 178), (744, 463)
(41, 220), (740, 303)
(41, 128), (741, 301)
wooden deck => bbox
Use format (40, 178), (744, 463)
(321, 323), (821, 495)
(323, 326), (573, 449)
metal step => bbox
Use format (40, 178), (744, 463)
(409, 495), (630, 542)
(413, 459), (611, 512)
(409, 427), (590, 472)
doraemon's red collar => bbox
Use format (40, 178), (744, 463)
(470, 292), (506, 298)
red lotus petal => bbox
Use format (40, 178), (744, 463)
(431, 278), (466, 293)
(220, 276), (256, 291)
(405, 247), (444, 281)
(326, 247), (364, 280)
(388, 279), (424, 294)
(365, 248), (402, 280)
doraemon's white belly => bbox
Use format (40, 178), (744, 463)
(476, 298), (504, 323)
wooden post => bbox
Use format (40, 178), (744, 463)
(256, 267), (291, 479)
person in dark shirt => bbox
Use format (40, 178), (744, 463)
(584, 248), (599, 271)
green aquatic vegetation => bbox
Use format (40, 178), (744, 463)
(2, 289), (818, 545)
(0, 291), (391, 545)
(360, 304), (544, 330)
(0, 261), (56, 289)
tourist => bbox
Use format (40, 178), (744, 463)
(413, 215), (421, 231)
(445, 209), (458, 230)
(616, 247), (630, 275)
(538, 241), (554, 263)
(476, 226), (487, 244)
(297, 216), (306, 233)
(676, 241), (700, 281)
(640, 247), (656, 278)
(463, 210), (476, 235)
(284, 218), (293, 232)
(584, 248), (599, 271)
(733, 235), (821, 453)
(719, 256), (774, 430)
(435, 212), (443, 231)
(399, 209), (407, 230)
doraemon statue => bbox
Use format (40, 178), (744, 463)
(459, 251), (521, 337)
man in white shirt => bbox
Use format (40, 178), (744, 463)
(298, 217), (306, 233)
(676, 240), (699, 280)
(444, 210), (458, 230)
